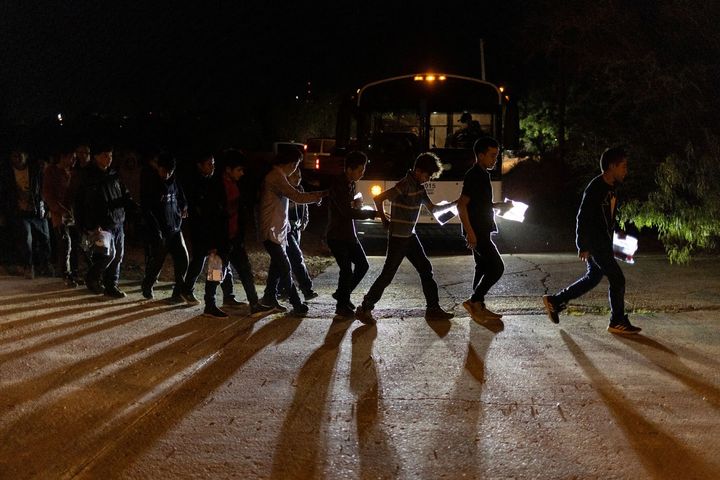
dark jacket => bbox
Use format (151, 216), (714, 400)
(0, 160), (46, 219)
(69, 163), (136, 231)
(576, 174), (618, 254)
(326, 173), (377, 242)
(184, 171), (249, 253)
(140, 167), (187, 240)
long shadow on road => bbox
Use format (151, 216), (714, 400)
(561, 330), (720, 480)
(0, 313), (303, 479)
(269, 318), (354, 480)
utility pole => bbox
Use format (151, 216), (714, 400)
(480, 38), (486, 81)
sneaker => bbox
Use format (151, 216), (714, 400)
(23, 265), (35, 280)
(203, 304), (229, 318)
(355, 305), (376, 325)
(303, 290), (319, 300)
(104, 285), (127, 298)
(291, 303), (309, 316)
(335, 304), (355, 318)
(64, 275), (79, 288)
(141, 284), (154, 300)
(426, 305), (454, 321)
(223, 297), (247, 308)
(542, 295), (561, 324)
(250, 302), (274, 317)
(167, 293), (186, 304)
(262, 299), (288, 314)
(86, 280), (104, 295)
(332, 292), (355, 310)
(462, 299), (502, 319)
(39, 264), (55, 278)
(181, 291), (201, 305)
(608, 316), (642, 335)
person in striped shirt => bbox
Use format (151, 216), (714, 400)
(355, 152), (457, 324)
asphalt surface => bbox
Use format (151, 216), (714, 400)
(0, 253), (719, 479)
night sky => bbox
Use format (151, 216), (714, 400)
(0, 1), (521, 122)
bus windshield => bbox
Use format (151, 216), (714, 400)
(353, 74), (503, 181)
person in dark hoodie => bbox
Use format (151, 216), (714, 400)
(542, 146), (641, 335)
(140, 152), (190, 302)
(68, 142), (137, 297)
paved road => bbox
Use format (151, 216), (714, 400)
(0, 254), (718, 479)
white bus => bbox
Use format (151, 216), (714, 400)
(309, 72), (517, 237)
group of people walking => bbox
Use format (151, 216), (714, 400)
(0, 135), (641, 334)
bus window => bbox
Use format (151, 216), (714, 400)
(444, 112), (494, 149)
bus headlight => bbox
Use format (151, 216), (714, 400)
(370, 185), (382, 197)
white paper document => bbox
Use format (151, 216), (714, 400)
(496, 198), (529, 222)
(613, 233), (638, 264)
(433, 201), (458, 225)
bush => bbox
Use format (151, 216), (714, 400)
(621, 136), (720, 263)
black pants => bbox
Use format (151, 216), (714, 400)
(469, 232), (505, 303)
(143, 230), (189, 295)
(328, 238), (369, 305)
(362, 234), (439, 310)
(224, 236), (260, 305)
(185, 236), (231, 307)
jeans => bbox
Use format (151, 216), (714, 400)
(281, 229), (313, 294)
(362, 234), (439, 310)
(87, 224), (124, 289)
(143, 230), (189, 295)
(55, 224), (81, 278)
(12, 217), (51, 268)
(262, 240), (302, 308)
(327, 238), (369, 305)
(555, 248), (626, 322)
(469, 233), (505, 303)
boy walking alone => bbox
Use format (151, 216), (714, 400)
(542, 146), (641, 334)
(355, 152), (456, 324)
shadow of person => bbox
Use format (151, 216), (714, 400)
(0, 301), (181, 366)
(1, 310), (234, 407)
(421, 318), (500, 478)
(425, 317), (452, 338)
(615, 334), (720, 412)
(350, 324), (401, 478)
(0, 315), (303, 479)
(472, 315), (504, 334)
(269, 318), (354, 480)
(560, 330), (720, 479)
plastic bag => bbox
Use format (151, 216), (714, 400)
(85, 229), (114, 256)
(206, 252), (225, 282)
